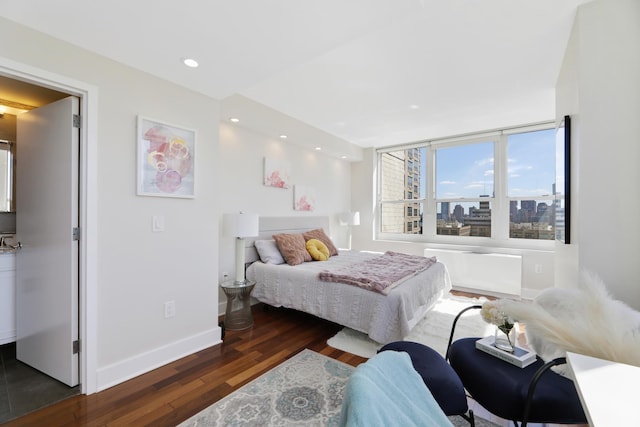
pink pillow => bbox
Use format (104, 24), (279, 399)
(272, 233), (312, 266)
(303, 228), (338, 257)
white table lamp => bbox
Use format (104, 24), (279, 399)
(339, 211), (360, 250)
(223, 212), (259, 284)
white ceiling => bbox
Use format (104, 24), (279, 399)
(0, 0), (590, 153)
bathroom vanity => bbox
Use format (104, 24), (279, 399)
(0, 252), (16, 345)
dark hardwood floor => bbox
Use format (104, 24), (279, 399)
(4, 304), (368, 427)
(6, 290), (484, 427)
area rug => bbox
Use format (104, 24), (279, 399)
(178, 348), (500, 427)
(327, 294), (494, 358)
(178, 349), (352, 426)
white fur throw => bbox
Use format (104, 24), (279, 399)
(484, 271), (640, 374)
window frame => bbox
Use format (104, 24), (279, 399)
(375, 122), (556, 250)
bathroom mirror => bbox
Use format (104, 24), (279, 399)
(0, 140), (14, 212)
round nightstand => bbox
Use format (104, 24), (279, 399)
(220, 279), (256, 331)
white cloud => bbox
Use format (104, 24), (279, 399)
(508, 164), (533, 175)
(475, 157), (494, 167)
(465, 183), (484, 189)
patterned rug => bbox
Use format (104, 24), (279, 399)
(178, 348), (501, 427)
(178, 349), (351, 426)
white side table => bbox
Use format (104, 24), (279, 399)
(567, 351), (640, 427)
(220, 279), (255, 331)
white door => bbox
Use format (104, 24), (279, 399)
(15, 96), (79, 387)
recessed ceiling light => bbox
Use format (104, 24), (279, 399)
(229, 117), (240, 123)
(182, 58), (199, 68)
(409, 104), (420, 110)
(341, 155), (347, 159)
(280, 135), (288, 139)
(315, 147), (322, 151)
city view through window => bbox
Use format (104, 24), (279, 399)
(379, 127), (558, 241)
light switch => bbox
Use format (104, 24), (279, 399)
(152, 215), (165, 232)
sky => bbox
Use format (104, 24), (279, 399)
(434, 128), (556, 200)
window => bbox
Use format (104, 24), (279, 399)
(507, 129), (556, 240)
(435, 141), (494, 237)
(379, 148), (426, 235)
(377, 123), (555, 246)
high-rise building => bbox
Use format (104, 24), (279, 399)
(379, 148), (422, 234)
(465, 197), (491, 236)
(453, 204), (465, 222)
(440, 201), (450, 221)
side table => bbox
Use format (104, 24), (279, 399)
(220, 279), (256, 331)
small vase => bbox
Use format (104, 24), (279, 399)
(494, 326), (515, 353)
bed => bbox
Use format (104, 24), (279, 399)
(244, 216), (452, 344)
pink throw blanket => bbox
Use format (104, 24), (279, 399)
(318, 251), (437, 295)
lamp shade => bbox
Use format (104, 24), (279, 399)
(223, 212), (259, 238)
(340, 211), (360, 226)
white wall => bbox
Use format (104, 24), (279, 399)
(0, 17), (221, 391)
(554, 13), (581, 290)
(557, 0), (640, 309)
(217, 122), (352, 311)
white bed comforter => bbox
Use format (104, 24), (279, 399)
(246, 251), (452, 344)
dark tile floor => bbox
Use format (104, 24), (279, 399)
(0, 342), (79, 423)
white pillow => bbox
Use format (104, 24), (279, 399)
(254, 240), (285, 265)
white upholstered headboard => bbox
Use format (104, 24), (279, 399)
(244, 216), (331, 264)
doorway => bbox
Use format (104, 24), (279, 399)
(0, 67), (95, 423)
(0, 341), (79, 423)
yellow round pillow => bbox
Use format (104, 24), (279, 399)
(306, 238), (330, 261)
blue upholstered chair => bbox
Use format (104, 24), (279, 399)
(445, 306), (587, 427)
(379, 341), (475, 426)
(380, 305), (587, 427)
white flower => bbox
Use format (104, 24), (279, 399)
(481, 300), (515, 332)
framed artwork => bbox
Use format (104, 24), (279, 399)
(294, 185), (316, 211)
(264, 157), (291, 189)
(554, 115), (571, 244)
(137, 116), (195, 198)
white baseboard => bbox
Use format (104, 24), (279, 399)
(0, 330), (15, 346)
(96, 327), (222, 392)
(520, 287), (541, 301)
(452, 286), (539, 302)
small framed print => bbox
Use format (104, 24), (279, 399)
(264, 157), (291, 189)
(137, 116), (195, 198)
(294, 185), (316, 211)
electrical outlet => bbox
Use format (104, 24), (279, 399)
(534, 264), (543, 274)
(164, 300), (175, 318)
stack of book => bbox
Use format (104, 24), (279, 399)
(475, 336), (537, 368)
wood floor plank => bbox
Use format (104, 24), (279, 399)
(3, 303), (366, 426)
(225, 349), (291, 388)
